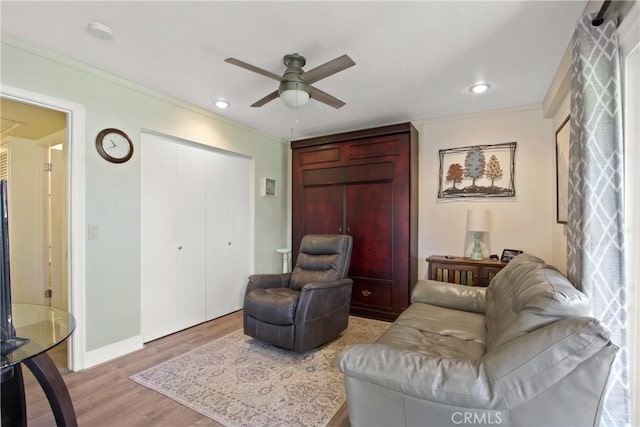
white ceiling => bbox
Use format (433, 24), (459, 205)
(0, 1), (586, 140)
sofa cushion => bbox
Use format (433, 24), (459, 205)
(411, 279), (486, 313)
(485, 254), (591, 350)
(375, 303), (486, 359)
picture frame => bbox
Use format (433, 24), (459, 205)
(555, 115), (570, 224)
(437, 141), (517, 199)
(262, 178), (276, 197)
(500, 249), (523, 263)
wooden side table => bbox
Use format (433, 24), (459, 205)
(427, 256), (507, 287)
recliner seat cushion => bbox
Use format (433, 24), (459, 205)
(244, 288), (300, 325)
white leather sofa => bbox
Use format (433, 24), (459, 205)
(338, 254), (618, 427)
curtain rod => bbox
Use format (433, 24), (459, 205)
(592, 0), (612, 26)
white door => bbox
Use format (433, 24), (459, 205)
(206, 151), (252, 320)
(141, 133), (179, 342)
(174, 143), (206, 331)
(49, 146), (67, 310)
(142, 133), (251, 340)
(227, 154), (252, 312)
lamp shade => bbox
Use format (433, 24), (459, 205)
(280, 89), (310, 108)
(466, 209), (489, 232)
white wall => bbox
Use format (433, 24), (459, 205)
(1, 36), (289, 354)
(415, 105), (555, 280)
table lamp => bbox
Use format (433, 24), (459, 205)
(467, 209), (489, 260)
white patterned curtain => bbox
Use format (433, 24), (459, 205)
(567, 11), (628, 427)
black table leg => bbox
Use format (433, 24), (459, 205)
(1, 365), (27, 427)
(23, 352), (77, 427)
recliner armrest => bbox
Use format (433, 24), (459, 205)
(245, 273), (292, 295)
(295, 278), (353, 322)
(411, 280), (486, 313)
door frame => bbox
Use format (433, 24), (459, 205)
(1, 85), (86, 371)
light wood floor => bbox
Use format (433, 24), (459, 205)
(22, 310), (350, 426)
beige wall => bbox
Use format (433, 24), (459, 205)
(415, 105), (556, 280)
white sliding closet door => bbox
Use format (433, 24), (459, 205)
(175, 144), (207, 331)
(206, 151), (252, 320)
(141, 133), (179, 342)
(142, 132), (252, 341)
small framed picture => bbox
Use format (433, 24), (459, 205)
(500, 249), (523, 263)
(263, 178), (276, 197)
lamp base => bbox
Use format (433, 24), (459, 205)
(470, 232), (483, 260)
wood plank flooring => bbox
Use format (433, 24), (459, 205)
(22, 310), (350, 426)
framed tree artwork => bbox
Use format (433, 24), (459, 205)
(437, 141), (517, 199)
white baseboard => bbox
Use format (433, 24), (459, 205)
(83, 335), (143, 369)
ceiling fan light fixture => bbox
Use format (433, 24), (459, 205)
(280, 89), (310, 108)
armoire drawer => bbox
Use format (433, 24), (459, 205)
(351, 279), (392, 308)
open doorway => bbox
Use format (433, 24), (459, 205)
(1, 97), (68, 368)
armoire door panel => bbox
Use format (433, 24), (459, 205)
(346, 182), (393, 279)
(175, 143), (207, 330)
(303, 185), (344, 235)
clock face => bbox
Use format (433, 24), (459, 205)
(96, 128), (133, 163)
(102, 133), (130, 159)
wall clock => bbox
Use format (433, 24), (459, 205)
(95, 128), (134, 163)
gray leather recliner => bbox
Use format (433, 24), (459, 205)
(243, 234), (353, 352)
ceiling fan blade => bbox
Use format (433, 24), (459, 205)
(308, 86), (346, 109)
(302, 54), (356, 84)
(225, 58), (282, 81)
(251, 90), (279, 107)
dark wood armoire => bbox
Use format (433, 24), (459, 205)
(291, 122), (418, 321)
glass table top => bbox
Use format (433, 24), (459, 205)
(1, 304), (75, 368)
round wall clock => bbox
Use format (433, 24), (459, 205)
(95, 128), (134, 163)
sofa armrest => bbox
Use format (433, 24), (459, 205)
(245, 273), (291, 295)
(411, 280), (486, 313)
(482, 317), (617, 408)
(338, 343), (491, 408)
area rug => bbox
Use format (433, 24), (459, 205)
(130, 316), (389, 427)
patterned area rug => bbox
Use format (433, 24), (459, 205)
(130, 316), (389, 427)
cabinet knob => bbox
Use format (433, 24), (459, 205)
(177, 245), (183, 250)
(361, 289), (372, 297)
(338, 227), (342, 233)
(228, 242), (232, 246)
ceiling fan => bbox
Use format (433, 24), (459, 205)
(224, 53), (355, 109)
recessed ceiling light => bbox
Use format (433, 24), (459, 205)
(88, 22), (113, 40)
(469, 83), (491, 94)
(215, 100), (230, 109)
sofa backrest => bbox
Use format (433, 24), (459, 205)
(485, 254), (592, 351)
